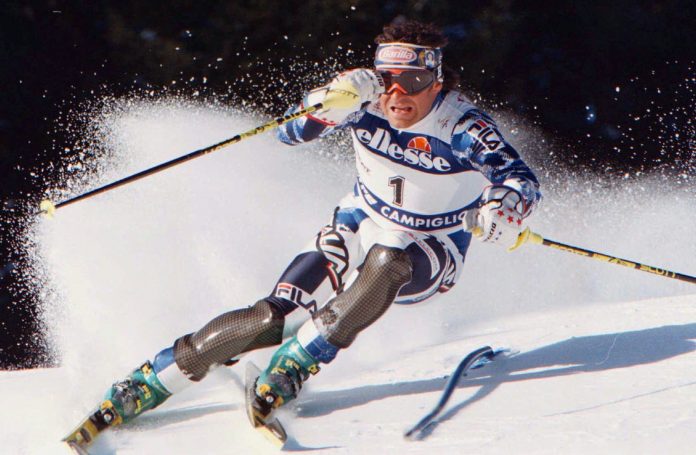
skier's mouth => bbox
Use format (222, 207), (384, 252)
(390, 106), (413, 115)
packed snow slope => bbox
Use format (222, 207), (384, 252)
(3, 294), (696, 454)
(6, 100), (696, 454)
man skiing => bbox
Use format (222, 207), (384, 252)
(65, 19), (540, 446)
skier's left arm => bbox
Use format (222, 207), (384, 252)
(452, 111), (542, 247)
(277, 69), (384, 145)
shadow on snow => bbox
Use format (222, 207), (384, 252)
(295, 323), (696, 436)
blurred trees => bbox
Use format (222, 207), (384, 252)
(2, 1), (693, 171)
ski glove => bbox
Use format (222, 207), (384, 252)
(462, 185), (529, 250)
(304, 69), (385, 126)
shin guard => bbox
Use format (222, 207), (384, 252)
(173, 299), (285, 380)
(312, 244), (412, 349)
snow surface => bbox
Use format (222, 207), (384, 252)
(4, 101), (695, 454)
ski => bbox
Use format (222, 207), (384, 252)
(244, 361), (288, 448)
(62, 400), (121, 454)
(404, 345), (501, 439)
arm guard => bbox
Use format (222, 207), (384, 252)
(451, 111), (541, 216)
(276, 105), (335, 145)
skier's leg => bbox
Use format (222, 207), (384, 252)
(102, 202), (365, 423)
(255, 229), (466, 409)
(168, 203), (367, 385)
(101, 297), (287, 423)
(264, 205), (365, 338)
(171, 298), (286, 380)
(255, 243), (413, 408)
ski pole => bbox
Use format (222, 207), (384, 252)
(500, 227), (696, 285)
(38, 102), (325, 217)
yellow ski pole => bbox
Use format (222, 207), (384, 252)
(491, 227), (696, 285)
(38, 102), (325, 218)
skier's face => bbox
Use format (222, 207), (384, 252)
(379, 72), (442, 129)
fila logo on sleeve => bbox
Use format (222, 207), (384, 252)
(465, 119), (503, 152)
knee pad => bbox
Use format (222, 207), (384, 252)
(313, 244), (412, 348)
(173, 299), (285, 380)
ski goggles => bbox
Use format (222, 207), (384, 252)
(379, 69), (437, 95)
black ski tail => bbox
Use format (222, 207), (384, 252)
(244, 361), (288, 447)
(404, 345), (498, 439)
(63, 400), (121, 453)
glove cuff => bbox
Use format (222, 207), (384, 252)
(482, 185), (528, 217)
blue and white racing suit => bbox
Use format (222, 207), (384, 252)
(270, 89), (541, 334)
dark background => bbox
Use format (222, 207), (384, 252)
(1, 1), (694, 368)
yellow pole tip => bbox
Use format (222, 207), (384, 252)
(39, 199), (56, 219)
(507, 228), (544, 252)
(528, 230), (544, 244)
(507, 227), (535, 252)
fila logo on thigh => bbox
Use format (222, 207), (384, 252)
(275, 283), (318, 313)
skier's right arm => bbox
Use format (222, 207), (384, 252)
(277, 69), (384, 145)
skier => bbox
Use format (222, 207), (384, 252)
(74, 19), (541, 438)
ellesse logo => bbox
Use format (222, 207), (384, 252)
(355, 128), (451, 172)
(407, 136), (431, 153)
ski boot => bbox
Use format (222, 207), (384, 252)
(63, 361), (172, 452)
(253, 336), (320, 415)
(104, 360), (172, 424)
(243, 336), (321, 446)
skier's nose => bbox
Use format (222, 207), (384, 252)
(389, 90), (406, 102)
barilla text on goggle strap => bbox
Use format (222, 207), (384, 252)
(375, 43), (442, 70)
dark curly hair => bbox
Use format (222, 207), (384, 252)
(375, 19), (448, 48)
(375, 18), (460, 90)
